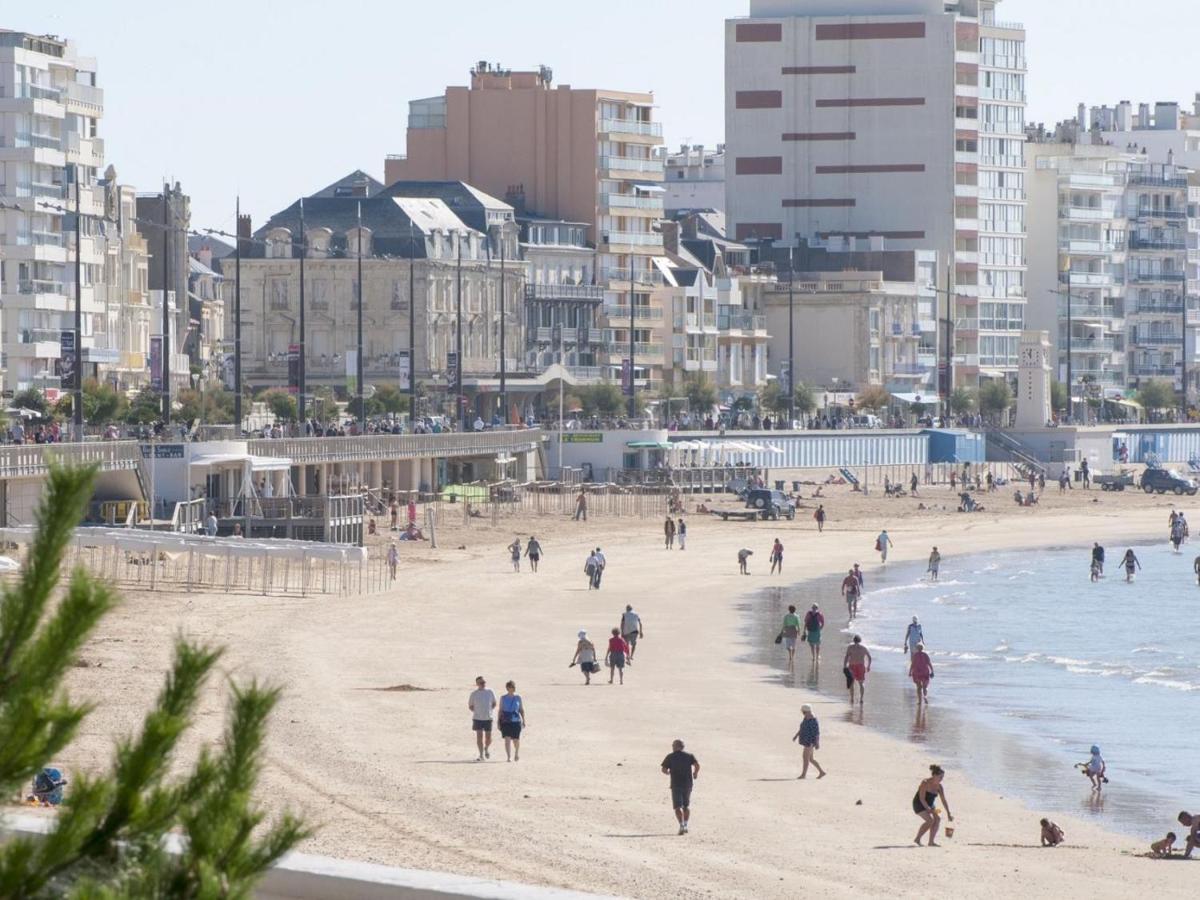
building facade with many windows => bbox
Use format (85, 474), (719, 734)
(385, 62), (669, 393)
(724, 0), (1026, 389)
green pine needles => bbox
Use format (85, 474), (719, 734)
(0, 465), (310, 898)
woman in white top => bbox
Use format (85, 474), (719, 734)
(571, 630), (597, 685)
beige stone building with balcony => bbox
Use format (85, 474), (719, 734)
(385, 61), (669, 392)
(94, 173), (151, 393)
(233, 176), (522, 417)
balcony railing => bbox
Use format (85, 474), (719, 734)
(603, 305), (663, 321)
(1061, 272), (1113, 287)
(1058, 338), (1116, 352)
(17, 279), (66, 295)
(1128, 173), (1188, 188)
(600, 267), (659, 286)
(18, 328), (64, 344)
(599, 118), (663, 138)
(65, 82), (103, 108)
(1130, 271), (1186, 284)
(598, 156), (664, 174)
(525, 283), (605, 302)
(1131, 334), (1183, 346)
(1129, 235), (1187, 251)
(1, 83), (62, 102)
(718, 311), (767, 332)
(600, 193), (663, 211)
(601, 231), (662, 248)
(1134, 208), (1187, 222)
(1133, 364), (1177, 377)
(634, 342), (664, 358)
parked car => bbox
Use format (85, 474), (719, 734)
(1140, 467), (1198, 496)
(745, 488), (797, 520)
(848, 414), (882, 429)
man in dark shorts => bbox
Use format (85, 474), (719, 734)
(468, 676), (496, 761)
(661, 739), (700, 835)
(841, 568), (862, 620)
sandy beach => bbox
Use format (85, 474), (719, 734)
(47, 477), (1200, 898)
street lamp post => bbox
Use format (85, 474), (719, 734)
(71, 165), (83, 440)
(355, 201), (364, 430)
(297, 198), (307, 427)
(499, 222), (508, 424)
(455, 232), (464, 431)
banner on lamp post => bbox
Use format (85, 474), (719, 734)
(398, 349), (412, 392)
(345, 350), (357, 396)
(59, 330), (77, 391)
(621, 358), (633, 396)
(287, 344), (300, 395)
(149, 336), (163, 392)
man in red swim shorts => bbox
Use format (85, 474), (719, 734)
(843, 635), (872, 705)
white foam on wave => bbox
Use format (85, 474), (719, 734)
(994, 641), (1010, 653)
(1134, 675), (1199, 691)
(1132, 645), (1163, 655)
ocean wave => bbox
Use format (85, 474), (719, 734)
(1132, 645), (1163, 655)
(1133, 675), (1199, 691)
(994, 641), (1010, 653)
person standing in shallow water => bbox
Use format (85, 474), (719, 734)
(843, 635), (872, 704)
(1120, 548), (1140, 582)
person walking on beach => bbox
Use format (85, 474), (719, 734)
(770, 538), (784, 574)
(620, 604), (643, 659)
(841, 568), (862, 620)
(498, 681), (526, 762)
(389, 499), (400, 531)
(1193, 553), (1200, 586)
(853, 563), (864, 592)
(909, 642), (934, 703)
(606, 627), (630, 684)
(780, 605), (802, 672)
(738, 547), (754, 575)
(910, 473), (919, 496)
(904, 617), (924, 655)
(592, 547), (606, 588)
(1120, 548), (1141, 582)
(927, 546), (941, 582)
(677, 518), (687, 550)
(814, 504), (826, 533)
(1091, 543), (1105, 581)
(803, 604), (824, 663)
(664, 516), (676, 549)
(509, 538), (523, 573)
(386, 542), (399, 581)
(468, 676), (497, 761)
(571, 631), (597, 685)
(524, 536), (543, 573)
(913, 765), (953, 846)
(792, 704), (826, 779)
(876, 529), (893, 563)
(843, 635), (872, 704)
(661, 739), (700, 835)
(1172, 517), (1186, 554)
(574, 489), (588, 522)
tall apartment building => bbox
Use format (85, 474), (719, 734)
(1027, 141), (1198, 401)
(385, 62), (669, 392)
(0, 30), (106, 398)
(724, 0), (1027, 388)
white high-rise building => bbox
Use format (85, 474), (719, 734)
(0, 30), (105, 399)
(724, 0), (1027, 389)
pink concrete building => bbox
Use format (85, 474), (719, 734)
(386, 62), (669, 389)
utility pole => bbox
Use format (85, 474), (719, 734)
(72, 165), (82, 439)
(627, 255), (636, 418)
(787, 244), (795, 426)
(297, 198), (307, 427)
(356, 201), (364, 429)
(409, 218), (416, 423)
(1065, 269), (1073, 424)
(234, 197), (243, 434)
(161, 183), (171, 424)
(455, 233), (464, 430)
(1182, 284), (1189, 417)
(499, 223), (507, 424)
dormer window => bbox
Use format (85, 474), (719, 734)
(307, 227), (333, 258)
(347, 226), (372, 257)
(266, 227), (292, 259)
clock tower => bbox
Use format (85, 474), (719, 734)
(1016, 330), (1052, 428)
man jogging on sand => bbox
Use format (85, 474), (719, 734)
(661, 739), (700, 835)
(468, 676), (497, 761)
(843, 636), (872, 705)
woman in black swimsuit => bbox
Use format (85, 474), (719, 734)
(913, 764), (953, 846)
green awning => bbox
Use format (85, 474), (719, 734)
(626, 440), (670, 449)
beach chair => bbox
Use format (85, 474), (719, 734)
(838, 467), (859, 487)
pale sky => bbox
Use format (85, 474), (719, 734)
(15, 0), (1199, 233)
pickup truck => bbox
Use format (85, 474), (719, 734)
(715, 489), (796, 521)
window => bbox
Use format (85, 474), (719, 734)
(268, 278), (288, 310)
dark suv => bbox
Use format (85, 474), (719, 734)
(745, 489), (797, 520)
(1140, 467), (1198, 496)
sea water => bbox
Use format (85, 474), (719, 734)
(752, 538), (1200, 838)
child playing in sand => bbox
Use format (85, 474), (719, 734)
(1150, 832), (1176, 857)
(1039, 818), (1065, 846)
